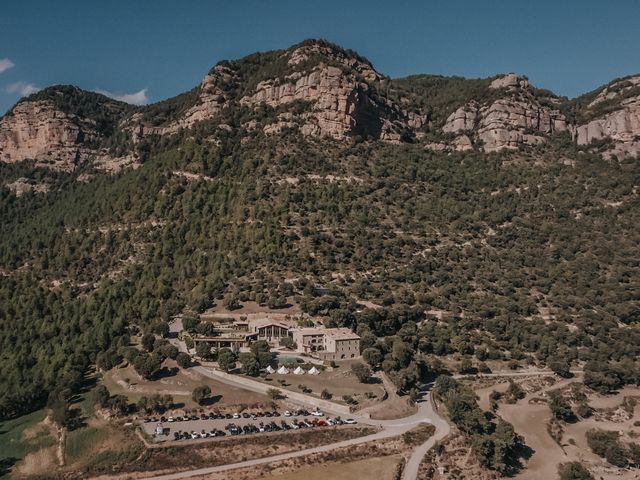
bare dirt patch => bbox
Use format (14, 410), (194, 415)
(89, 426), (376, 479)
(14, 445), (58, 477)
(257, 455), (403, 480)
(102, 360), (271, 410)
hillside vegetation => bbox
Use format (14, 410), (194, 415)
(1, 40), (639, 420)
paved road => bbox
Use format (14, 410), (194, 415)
(401, 394), (450, 480)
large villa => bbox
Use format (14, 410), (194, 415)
(191, 318), (361, 360)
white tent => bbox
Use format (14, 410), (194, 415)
(307, 366), (320, 375)
(265, 365), (276, 374)
(277, 365), (290, 374)
(293, 366), (305, 375)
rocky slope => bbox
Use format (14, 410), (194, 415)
(573, 75), (640, 159)
(439, 74), (568, 152)
(1, 40), (639, 174)
(128, 40), (421, 142)
(0, 86), (132, 171)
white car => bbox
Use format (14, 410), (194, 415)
(190, 432), (198, 439)
(284, 410), (291, 417)
(167, 416), (174, 422)
(233, 413), (240, 419)
(344, 418), (357, 424)
(326, 418), (335, 425)
(311, 410), (323, 417)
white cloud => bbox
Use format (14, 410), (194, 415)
(96, 88), (149, 105)
(0, 58), (15, 73)
(6, 81), (40, 96)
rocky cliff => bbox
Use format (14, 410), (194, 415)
(573, 75), (640, 159)
(439, 74), (568, 152)
(128, 40), (420, 142)
(1, 41), (639, 173)
(0, 86), (132, 171)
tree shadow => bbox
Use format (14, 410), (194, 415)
(0, 457), (17, 476)
(65, 407), (87, 431)
(362, 377), (382, 385)
(154, 367), (179, 380)
(200, 395), (223, 406)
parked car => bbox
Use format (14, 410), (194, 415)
(344, 418), (357, 424)
(311, 410), (323, 416)
(283, 410), (291, 417)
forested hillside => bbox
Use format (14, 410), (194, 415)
(1, 40), (639, 419)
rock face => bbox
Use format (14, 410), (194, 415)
(0, 87), (133, 171)
(129, 40), (419, 142)
(574, 76), (640, 158)
(0, 99), (101, 170)
(1, 42), (639, 172)
(441, 74), (568, 152)
(126, 65), (236, 139)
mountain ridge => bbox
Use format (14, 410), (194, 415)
(1, 39), (639, 172)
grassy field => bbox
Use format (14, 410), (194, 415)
(261, 455), (402, 480)
(0, 410), (55, 460)
(0, 409), (57, 478)
(260, 360), (385, 403)
(64, 421), (144, 474)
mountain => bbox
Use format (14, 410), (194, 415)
(0, 86), (134, 171)
(1, 39), (639, 175)
(1, 40), (639, 421)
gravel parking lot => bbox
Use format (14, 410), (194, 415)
(141, 409), (357, 442)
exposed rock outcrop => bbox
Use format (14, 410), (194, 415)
(1, 42), (639, 170)
(440, 74), (568, 152)
(0, 100), (100, 171)
(128, 40), (419, 142)
(575, 76), (640, 159)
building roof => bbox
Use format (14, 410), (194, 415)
(292, 327), (360, 340)
(325, 328), (361, 341)
(249, 318), (292, 329)
(195, 332), (257, 341)
(292, 327), (326, 336)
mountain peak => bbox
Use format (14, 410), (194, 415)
(489, 73), (529, 90)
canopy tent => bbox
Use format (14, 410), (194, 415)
(277, 365), (290, 374)
(293, 366), (305, 375)
(307, 366), (320, 375)
(265, 365), (276, 374)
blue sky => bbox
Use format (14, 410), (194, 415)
(1, 1), (639, 114)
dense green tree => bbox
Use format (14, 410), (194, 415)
(191, 385), (211, 405)
(558, 462), (594, 480)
